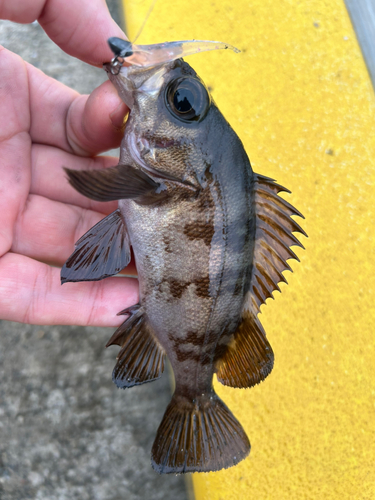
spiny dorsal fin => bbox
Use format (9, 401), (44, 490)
(106, 305), (165, 388)
(246, 174), (306, 316)
(216, 175), (305, 388)
(216, 313), (274, 388)
(61, 209), (130, 283)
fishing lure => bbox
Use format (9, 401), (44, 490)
(61, 37), (305, 473)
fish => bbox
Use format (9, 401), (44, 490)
(61, 37), (306, 474)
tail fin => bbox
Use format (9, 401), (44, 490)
(151, 392), (250, 474)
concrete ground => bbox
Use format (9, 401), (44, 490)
(0, 8), (189, 500)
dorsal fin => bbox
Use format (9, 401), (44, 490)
(245, 174), (307, 316)
(216, 174), (305, 389)
(216, 313), (274, 388)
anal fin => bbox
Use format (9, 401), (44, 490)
(216, 314), (274, 389)
(61, 209), (130, 283)
(106, 305), (165, 389)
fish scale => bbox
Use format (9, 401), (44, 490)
(61, 38), (305, 474)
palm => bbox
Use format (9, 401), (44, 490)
(0, 47), (138, 326)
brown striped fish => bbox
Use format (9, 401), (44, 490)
(61, 38), (306, 474)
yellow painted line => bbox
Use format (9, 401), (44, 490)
(121, 0), (375, 498)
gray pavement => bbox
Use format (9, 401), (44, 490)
(0, 10), (189, 500)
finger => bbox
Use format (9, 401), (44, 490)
(11, 193), (138, 276)
(0, 48), (31, 256)
(0, 253), (138, 326)
(12, 194), (103, 266)
(66, 80), (128, 156)
(0, 0), (126, 66)
(30, 144), (118, 213)
(27, 64), (128, 156)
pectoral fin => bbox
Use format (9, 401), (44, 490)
(216, 314), (274, 389)
(64, 164), (160, 202)
(61, 209), (130, 283)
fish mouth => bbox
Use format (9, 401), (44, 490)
(104, 37), (240, 104)
(103, 61), (117, 74)
(104, 60), (170, 109)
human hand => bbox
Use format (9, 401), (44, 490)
(0, 0), (139, 326)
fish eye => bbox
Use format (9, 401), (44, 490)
(165, 78), (211, 123)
